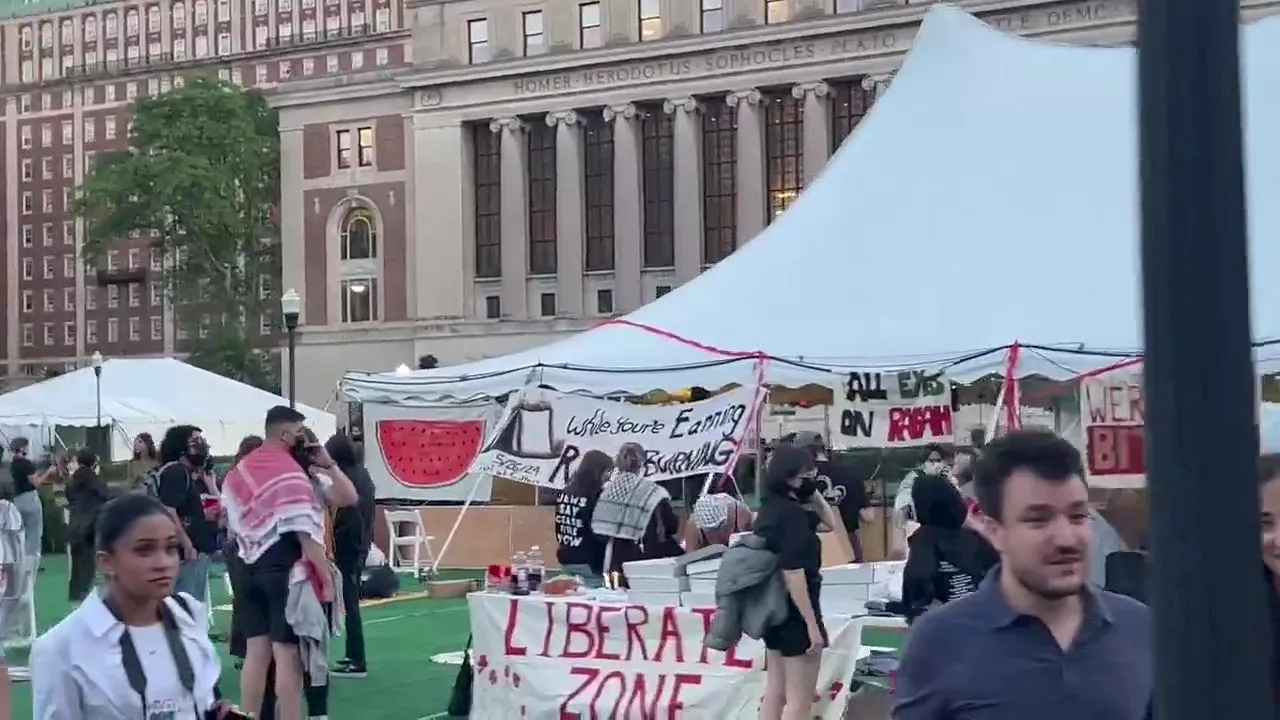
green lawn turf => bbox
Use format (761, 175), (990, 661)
(7, 558), (476, 719)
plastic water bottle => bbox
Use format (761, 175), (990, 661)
(527, 546), (545, 593)
(512, 551), (530, 596)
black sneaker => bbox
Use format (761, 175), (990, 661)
(331, 659), (367, 678)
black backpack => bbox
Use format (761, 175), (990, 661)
(141, 461), (185, 498)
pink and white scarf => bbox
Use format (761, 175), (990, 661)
(222, 444), (324, 564)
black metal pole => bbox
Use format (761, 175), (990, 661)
(1138, 1), (1272, 718)
(287, 327), (297, 409)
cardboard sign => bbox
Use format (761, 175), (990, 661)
(1079, 371), (1145, 488)
(469, 593), (862, 719)
(829, 370), (954, 449)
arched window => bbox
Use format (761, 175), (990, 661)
(105, 12), (118, 37)
(125, 8), (140, 35)
(340, 208), (377, 260)
(172, 2), (186, 27)
(148, 6), (161, 32)
(19, 26), (32, 49)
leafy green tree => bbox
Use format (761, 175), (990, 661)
(74, 77), (281, 389)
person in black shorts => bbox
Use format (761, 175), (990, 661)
(754, 443), (839, 720)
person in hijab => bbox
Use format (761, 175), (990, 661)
(684, 490), (753, 551)
(1258, 457), (1280, 712)
(900, 473), (999, 623)
(591, 443), (681, 581)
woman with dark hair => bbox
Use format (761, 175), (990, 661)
(592, 443), (682, 580)
(556, 450), (612, 587)
(1257, 459), (1280, 712)
(128, 433), (159, 490)
(901, 473), (999, 623)
(756, 443), (835, 720)
(66, 448), (111, 602)
(325, 432), (376, 677)
(32, 494), (227, 718)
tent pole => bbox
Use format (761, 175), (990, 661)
(430, 471), (488, 574)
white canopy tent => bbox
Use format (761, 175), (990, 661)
(343, 5), (1280, 404)
(0, 358), (337, 460)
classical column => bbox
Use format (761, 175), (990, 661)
(605, 102), (643, 312)
(547, 110), (585, 316)
(664, 96), (703, 284)
(792, 81), (831, 187)
(727, 89), (765, 246)
(490, 117), (529, 320)
(862, 73), (895, 101)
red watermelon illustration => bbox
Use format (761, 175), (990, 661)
(376, 419), (486, 488)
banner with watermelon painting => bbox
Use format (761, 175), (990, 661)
(467, 383), (764, 489)
(364, 401), (504, 502)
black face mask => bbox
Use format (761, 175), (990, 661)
(794, 477), (819, 500)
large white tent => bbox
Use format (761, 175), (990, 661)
(343, 5), (1280, 404)
(0, 358), (336, 460)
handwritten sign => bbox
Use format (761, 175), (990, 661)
(828, 370), (955, 449)
(469, 593), (861, 718)
(1080, 371), (1145, 488)
(468, 384), (763, 489)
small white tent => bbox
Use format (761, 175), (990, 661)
(0, 358), (336, 460)
(342, 5), (1280, 404)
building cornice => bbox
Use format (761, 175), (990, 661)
(270, 72), (406, 110)
(294, 316), (602, 346)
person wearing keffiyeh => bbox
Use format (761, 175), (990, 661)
(591, 443), (682, 580)
(222, 406), (357, 720)
(684, 491), (753, 551)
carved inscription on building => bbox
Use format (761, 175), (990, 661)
(508, 0), (1137, 97)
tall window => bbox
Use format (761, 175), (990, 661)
(765, 0), (788, 24)
(357, 126), (374, 166)
(701, 0), (723, 33)
(474, 124), (502, 278)
(583, 111), (614, 272)
(835, 0), (860, 12)
(702, 98), (737, 266)
(641, 107), (674, 268)
(579, 2), (601, 49)
(340, 278), (378, 322)
(639, 0), (661, 41)
(831, 79), (873, 152)
(527, 119), (557, 275)
(523, 11), (545, 56)
(765, 92), (803, 222)
(336, 129), (352, 168)
(467, 18), (490, 64)
(340, 207), (377, 260)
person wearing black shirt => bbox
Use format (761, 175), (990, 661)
(326, 433), (375, 678)
(156, 425), (218, 601)
(555, 450), (612, 587)
(901, 473), (999, 623)
(755, 444), (837, 720)
(66, 448), (111, 601)
(8, 438), (54, 570)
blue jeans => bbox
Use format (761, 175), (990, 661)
(176, 553), (211, 600)
(561, 563), (603, 589)
(13, 491), (42, 565)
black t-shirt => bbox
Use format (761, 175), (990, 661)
(10, 457), (36, 495)
(755, 493), (822, 589)
(157, 462), (216, 555)
(815, 459), (869, 530)
(555, 490), (603, 571)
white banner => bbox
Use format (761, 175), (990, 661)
(363, 402), (503, 502)
(828, 370), (955, 448)
(469, 592), (861, 719)
(468, 384), (763, 489)
(1079, 370), (1145, 489)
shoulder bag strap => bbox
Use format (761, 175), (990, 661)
(102, 594), (199, 718)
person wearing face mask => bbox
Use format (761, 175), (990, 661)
(156, 425), (219, 601)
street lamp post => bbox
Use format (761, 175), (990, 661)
(90, 351), (104, 454)
(281, 289), (301, 409)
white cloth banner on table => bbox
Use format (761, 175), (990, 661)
(468, 592), (862, 719)
(468, 382), (764, 490)
(828, 369), (954, 449)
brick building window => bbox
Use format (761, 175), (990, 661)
(641, 106), (674, 268)
(340, 207), (377, 260)
(701, 98), (736, 265)
(335, 129), (351, 168)
(474, 123), (502, 279)
(583, 111), (613, 272)
(527, 118), (557, 275)
(340, 277), (378, 322)
(765, 91), (803, 222)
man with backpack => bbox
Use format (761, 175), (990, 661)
(150, 425), (219, 600)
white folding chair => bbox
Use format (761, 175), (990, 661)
(384, 510), (436, 578)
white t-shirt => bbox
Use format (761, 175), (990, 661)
(128, 625), (201, 720)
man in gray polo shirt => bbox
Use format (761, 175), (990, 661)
(894, 429), (1152, 720)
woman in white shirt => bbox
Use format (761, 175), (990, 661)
(32, 493), (232, 719)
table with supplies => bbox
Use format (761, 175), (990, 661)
(466, 553), (908, 719)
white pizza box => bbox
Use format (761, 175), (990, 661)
(687, 576), (717, 595)
(622, 558), (681, 579)
(872, 560), (906, 582)
(820, 593), (867, 617)
(821, 582), (872, 602)
(684, 557), (721, 577)
(627, 590), (682, 606)
(821, 563), (876, 585)
(680, 592), (717, 608)
(628, 575), (688, 594)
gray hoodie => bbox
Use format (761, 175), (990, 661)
(706, 534), (789, 651)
